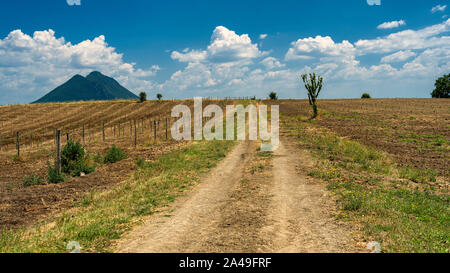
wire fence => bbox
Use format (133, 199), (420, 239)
(0, 114), (176, 156)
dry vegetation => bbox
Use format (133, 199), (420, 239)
(271, 99), (449, 176)
(276, 98), (449, 252)
(0, 99), (182, 148)
(0, 98), (448, 253)
(0, 99), (231, 230)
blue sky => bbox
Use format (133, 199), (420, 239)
(0, 0), (449, 104)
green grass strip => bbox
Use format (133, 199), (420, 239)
(284, 114), (449, 253)
(0, 140), (235, 253)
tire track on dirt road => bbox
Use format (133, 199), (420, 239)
(115, 138), (359, 253)
(115, 140), (255, 252)
(263, 140), (358, 252)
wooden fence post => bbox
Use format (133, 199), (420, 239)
(118, 122), (121, 137)
(102, 122), (105, 141)
(56, 130), (61, 175)
(16, 132), (20, 157)
(134, 119), (137, 148)
(154, 120), (157, 140)
(149, 120), (152, 131)
(82, 125), (85, 144)
(165, 118), (168, 140)
(30, 132), (33, 148)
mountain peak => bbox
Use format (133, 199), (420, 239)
(33, 71), (138, 103)
(87, 71), (103, 77)
(70, 74), (85, 80)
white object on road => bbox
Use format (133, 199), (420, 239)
(66, 241), (81, 253)
(366, 241), (382, 253)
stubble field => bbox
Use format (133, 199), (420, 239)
(0, 98), (448, 253)
(0, 100), (199, 229)
(272, 99), (449, 177)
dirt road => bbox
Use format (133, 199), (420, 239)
(115, 138), (359, 253)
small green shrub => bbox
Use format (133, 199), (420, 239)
(342, 192), (363, 211)
(92, 153), (104, 164)
(46, 162), (66, 184)
(136, 158), (145, 168)
(61, 140), (85, 168)
(61, 140), (95, 176)
(23, 174), (44, 187)
(104, 145), (127, 164)
(361, 93), (371, 99)
(66, 160), (96, 177)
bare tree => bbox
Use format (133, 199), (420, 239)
(301, 73), (323, 118)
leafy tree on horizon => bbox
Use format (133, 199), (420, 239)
(301, 73), (323, 118)
(269, 91), (278, 100)
(431, 74), (449, 98)
(157, 93), (163, 100)
(361, 93), (371, 99)
(139, 92), (147, 103)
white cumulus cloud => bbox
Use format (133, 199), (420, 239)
(2, 18), (450, 103)
(432, 4), (447, 13)
(285, 36), (355, 61)
(377, 20), (406, 29)
(171, 50), (207, 63)
(284, 19), (450, 97)
(207, 26), (264, 63)
(260, 57), (285, 70)
(0, 29), (159, 104)
(356, 19), (450, 54)
(159, 26), (292, 98)
(170, 26), (264, 66)
(381, 50), (417, 63)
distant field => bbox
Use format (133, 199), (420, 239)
(0, 100), (179, 228)
(0, 99), (229, 229)
(276, 98), (449, 252)
(0, 100), (183, 148)
(0, 98), (448, 253)
(273, 99), (449, 177)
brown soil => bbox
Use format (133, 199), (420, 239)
(0, 140), (187, 229)
(269, 99), (449, 176)
(0, 99), (232, 230)
(114, 138), (361, 253)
